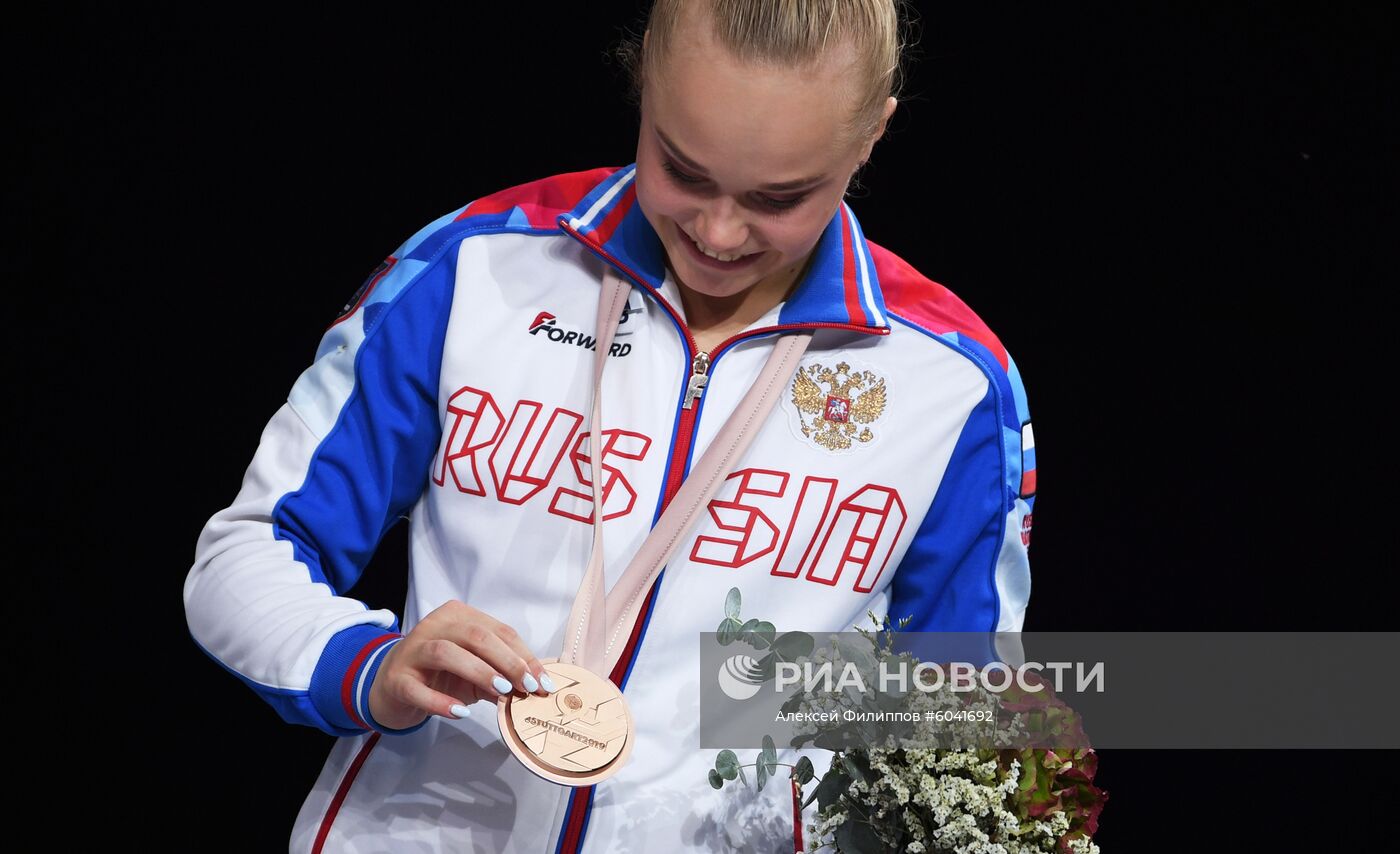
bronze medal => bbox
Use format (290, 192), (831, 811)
(497, 660), (635, 786)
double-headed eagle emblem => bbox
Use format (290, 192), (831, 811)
(790, 361), (887, 451)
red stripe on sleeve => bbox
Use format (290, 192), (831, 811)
(339, 634), (401, 729)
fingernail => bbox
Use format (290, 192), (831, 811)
(450, 704), (472, 719)
(522, 672), (540, 693)
(540, 673), (558, 693)
(492, 675), (514, 694)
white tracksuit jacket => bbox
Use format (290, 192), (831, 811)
(184, 164), (1037, 853)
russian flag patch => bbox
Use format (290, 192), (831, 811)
(1019, 422), (1036, 498)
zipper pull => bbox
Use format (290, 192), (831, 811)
(683, 351), (711, 409)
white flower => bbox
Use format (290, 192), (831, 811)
(784, 635), (1096, 854)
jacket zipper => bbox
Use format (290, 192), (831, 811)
(666, 350), (710, 503)
(556, 220), (887, 854)
(683, 350), (710, 409)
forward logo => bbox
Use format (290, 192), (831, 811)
(528, 311), (632, 357)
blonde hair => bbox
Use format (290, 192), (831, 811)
(616, 0), (913, 143)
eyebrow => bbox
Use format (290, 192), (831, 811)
(656, 128), (827, 193)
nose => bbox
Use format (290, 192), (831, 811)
(692, 197), (749, 253)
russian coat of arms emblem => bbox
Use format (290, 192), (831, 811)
(789, 360), (888, 451)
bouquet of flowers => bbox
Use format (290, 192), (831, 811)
(706, 589), (1107, 853)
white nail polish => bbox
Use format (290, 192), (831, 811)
(540, 673), (558, 693)
(492, 675), (513, 694)
(523, 672), (540, 693)
(450, 704), (472, 719)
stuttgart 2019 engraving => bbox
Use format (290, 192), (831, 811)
(498, 660), (634, 786)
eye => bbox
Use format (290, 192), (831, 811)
(661, 159), (705, 186)
(756, 193), (807, 212)
(662, 156), (808, 212)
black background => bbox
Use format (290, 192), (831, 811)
(14, 1), (1395, 850)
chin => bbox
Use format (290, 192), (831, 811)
(675, 261), (766, 299)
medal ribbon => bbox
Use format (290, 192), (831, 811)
(560, 267), (812, 676)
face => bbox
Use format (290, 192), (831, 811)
(634, 22), (891, 308)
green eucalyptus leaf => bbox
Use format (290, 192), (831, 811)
(794, 755), (815, 784)
(737, 762), (748, 786)
(740, 617), (760, 634)
(715, 749), (739, 780)
(761, 735), (778, 775)
(708, 769), (723, 789)
(756, 758), (768, 791)
(772, 631), (814, 662)
(753, 621), (776, 648)
(717, 617), (743, 646)
(724, 587), (742, 620)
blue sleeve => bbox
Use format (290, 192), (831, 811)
(184, 211), (468, 737)
(888, 349), (1034, 635)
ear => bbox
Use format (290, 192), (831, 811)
(639, 29), (652, 94)
(878, 95), (897, 133)
(857, 97), (899, 163)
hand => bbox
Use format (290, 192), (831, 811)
(367, 599), (554, 731)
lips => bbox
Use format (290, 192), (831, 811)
(675, 222), (763, 271)
(688, 233), (748, 262)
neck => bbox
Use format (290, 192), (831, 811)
(675, 255), (812, 349)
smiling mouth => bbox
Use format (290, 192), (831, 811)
(676, 223), (761, 267)
(689, 236), (749, 262)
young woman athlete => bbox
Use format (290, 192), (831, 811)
(185, 2), (1036, 850)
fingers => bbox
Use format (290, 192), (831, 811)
(416, 601), (556, 698)
(375, 603), (559, 732)
(396, 671), (475, 721)
(454, 623), (551, 697)
(480, 619), (555, 695)
(416, 636), (519, 702)
(369, 647), (475, 730)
